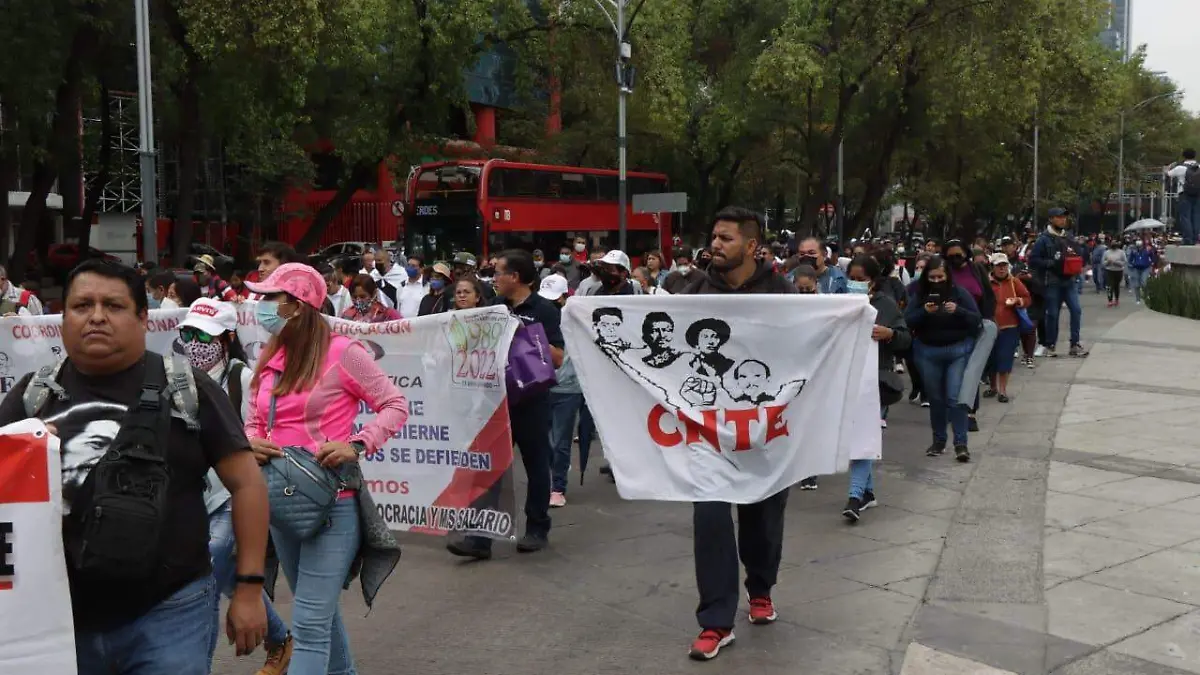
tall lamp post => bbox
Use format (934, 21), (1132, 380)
(135, 0), (158, 262)
(1118, 90), (1180, 234)
(590, 0), (645, 253)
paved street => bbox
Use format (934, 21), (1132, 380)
(212, 291), (1200, 675)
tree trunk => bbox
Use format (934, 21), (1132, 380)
(79, 83), (114, 251)
(295, 161), (376, 253)
(0, 140), (15, 262)
(10, 162), (56, 280)
(171, 77), (203, 265)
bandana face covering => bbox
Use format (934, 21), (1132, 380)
(185, 340), (225, 372)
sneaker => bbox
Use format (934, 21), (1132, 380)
(1046, 346), (1058, 358)
(598, 463), (612, 475)
(880, 419), (888, 429)
(1106, 300), (1114, 308)
(748, 596), (778, 624)
(968, 416), (980, 432)
(983, 388), (997, 398)
(1034, 344), (1048, 357)
(997, 393), (1010, 403)
(256, 635), (293, 675)
(926, 442), (946, 457)
(895, 362), (906, 374)
(689, 629), (735, 660)
(799, 476), (819, 490)
(549, 491), (567, 508)
(842, 497), (863, 522)
(1069, 343), (1090, 357)
(516, 533), (548, 553)
(446, 538), (493, 560)
(908, 391), (921, 404)
(861, 491), (878, 510)
(1025, 357), (1036, 369)
(921, 399), (931, 408)
(955, 444), (971, 462)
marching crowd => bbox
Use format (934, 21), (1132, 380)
(0, 200), (1129, 673)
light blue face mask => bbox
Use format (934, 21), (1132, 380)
(254, 300), (289, 335)
(847, 280), (870, 295)
(147, 295), (161, 310)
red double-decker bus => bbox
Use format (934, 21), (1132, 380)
(404, 159), (672, 262)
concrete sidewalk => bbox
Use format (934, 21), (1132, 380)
(212, 292), (1192, 675)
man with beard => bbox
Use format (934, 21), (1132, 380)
(678, 206), (794, 661)
(641, 311), (684, 368)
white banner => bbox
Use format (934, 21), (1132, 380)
(0, 303), (520, 539)
(562, 295), (881, 504)
(0, 419), (76, 675)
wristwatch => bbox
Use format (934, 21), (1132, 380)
(350, 440), (368, 457)
(235, 574), (266, 585)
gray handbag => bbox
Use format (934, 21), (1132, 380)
(261, 395), (344, 540)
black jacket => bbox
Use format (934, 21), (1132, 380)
(680, 261), (796, 295)
(418, 291), (450, 316)
(904, 284), (983, 347)
(871, 293), (912, 366)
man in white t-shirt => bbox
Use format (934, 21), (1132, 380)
(1167, 148), (1200, 246)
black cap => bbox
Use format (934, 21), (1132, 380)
(1048, 207), (1068, 217)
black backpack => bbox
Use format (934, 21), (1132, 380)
(1183, 164), (1200, 198)
(25, 354), (199, 579)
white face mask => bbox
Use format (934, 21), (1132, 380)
(574, 243), (586, 253)
(160, 297), (179, 309)
(677, 264), (692, 275)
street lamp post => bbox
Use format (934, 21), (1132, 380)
(1118, 90), (1181, 235)
(135, 0), (158, 263)
(591, 0), (642, 253)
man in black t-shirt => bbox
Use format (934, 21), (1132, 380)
(0, 260), (270, 674)
(447, 248), (564, 559)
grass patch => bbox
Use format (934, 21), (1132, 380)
(1144, 269), (1200, 320)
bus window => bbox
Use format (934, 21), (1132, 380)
(560, 173), (594, 200)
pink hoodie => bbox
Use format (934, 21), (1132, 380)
(245, 335), (408, 455)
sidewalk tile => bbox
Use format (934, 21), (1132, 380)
(899, 643), (1017, 674)
(1055, 648), (1200, 675)
(886, 576), (931, 599)
(1089, 549), (1200, 605)
(1046, 492), (1141, 529)
(1044, 530), (1158, 579)
(814, 540), (942, 587)
(1049, 462), (1135, 493)
(1076, 510), (1200, 547)
(1080, 477), (1200, 507)
(1112, 610), (1200, 673)
(1048, 580), (1189, 645)
(788, 587), (919, 649)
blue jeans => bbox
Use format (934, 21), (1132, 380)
(1042, 281), (1081, 347)
(76, 575), (216, 675)
(848, 459), (874, 500)
(272, 498), (361, 675)
(1180, 193), (1200, 245)
(1128, 266), (1150, 302)
(915, 339), (973, 447)
(1092, 264), (1106, 291)
(548, 391), (584, 493)
(208, 500), (290, 668)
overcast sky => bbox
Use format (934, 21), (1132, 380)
(1132, 0), (1199, 113)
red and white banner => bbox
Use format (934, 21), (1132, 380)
(0, 419), (76, 675)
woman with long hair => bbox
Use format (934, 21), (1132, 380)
(453, 275), (487, 310)
(243, 263), (407, 675)
(644, 249), (669, 286)
(182, 299), (293, 674)
(341, 274), (401, 323)
(904, 256), (982, 462)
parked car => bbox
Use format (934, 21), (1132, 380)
(308, 241), (374, 275)
(184, 243), (235, 278)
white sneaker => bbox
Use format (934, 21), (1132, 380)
(1034, 344), (1048, 358)
(881, 419), (888, 429)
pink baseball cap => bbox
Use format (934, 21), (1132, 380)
(244, 262), (326, 310)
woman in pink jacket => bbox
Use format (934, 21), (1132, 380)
(244, 263), (407, 675)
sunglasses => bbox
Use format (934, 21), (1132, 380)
(180, 327), (217, 344)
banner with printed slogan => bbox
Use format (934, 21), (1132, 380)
(0, 304), (520, 540)
(562, 295), (881, 504)
(0, 418), (77, 675)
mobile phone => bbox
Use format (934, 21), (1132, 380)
(925, 293), (944, 305)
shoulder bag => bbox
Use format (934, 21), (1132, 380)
(261, 394), (344, 540)
(1010, 279), (1034, 334)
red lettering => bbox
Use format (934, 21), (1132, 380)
(724, 408), (759, 451)
(680, 409), (720, 451)
(647, 404), (682, 446)
(764, 404), (790, 443)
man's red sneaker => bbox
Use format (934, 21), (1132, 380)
(688, 629), (734, 660)
(748, 596), (778, 624)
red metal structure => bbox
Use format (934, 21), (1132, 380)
(278, 161), (404, 250)
(405, 159), (671, 262)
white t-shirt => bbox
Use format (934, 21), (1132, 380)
(1168, 160), (1198, 195)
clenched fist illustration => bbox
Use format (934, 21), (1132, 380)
(680, 376), (718, 407)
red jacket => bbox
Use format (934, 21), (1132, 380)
(990, 276), (1031, 329)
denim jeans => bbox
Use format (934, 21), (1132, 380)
(1128, 267), (1150, 303)
(1042, 281), (1081, 347)
(848, 459), (874, 500)
(1092, 264), (1106, 291)
(208, 500), (290, 669)
(914, 339), (973, 446)
(272, 498), (360, 675)
(548, 391), (583, 494)
(76, 575), (216, 675)
(1180, 193), (1200, 245)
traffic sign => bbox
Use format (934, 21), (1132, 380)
(633, 192), (688, 214)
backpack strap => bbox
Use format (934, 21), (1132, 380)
(23, 360), (69, 417)
(162, 353), (201, 431)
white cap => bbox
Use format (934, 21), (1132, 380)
(598, 250), (631, 272)
(989, 252), (1010, 266)
(538, 274), (569, 301)
(180, 298), (238, 336)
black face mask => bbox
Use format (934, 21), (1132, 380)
(595, 267), (620, 287)
(479, 266), (495, 277)
(946, 254), (967, 268)
(797, 287), (817, 295)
